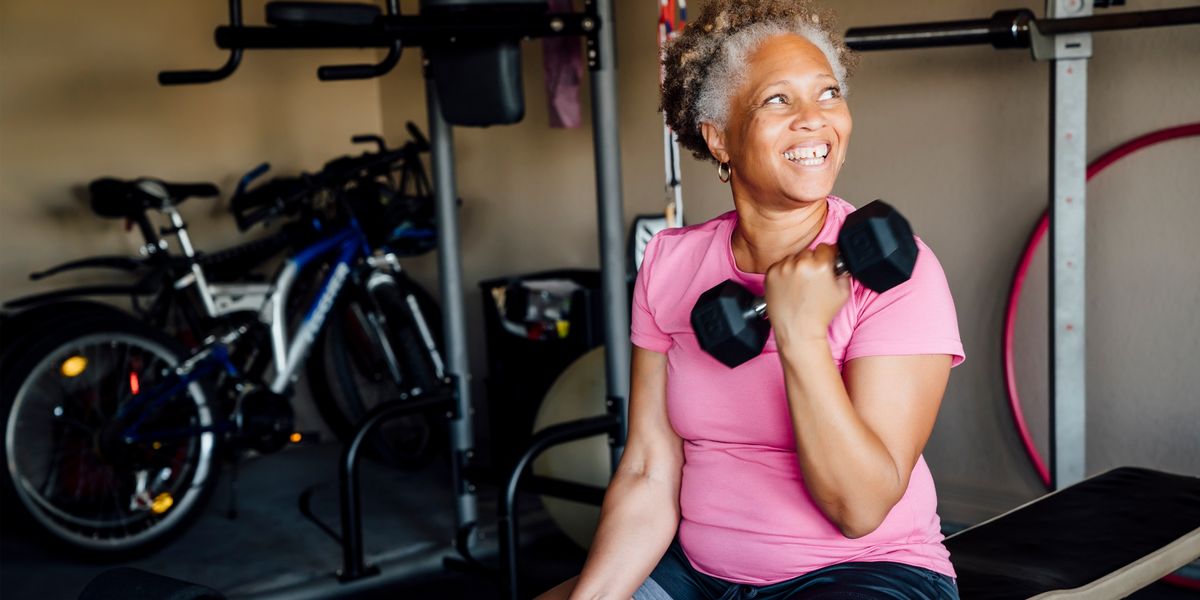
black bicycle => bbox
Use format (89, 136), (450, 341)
(0, 127), (448, 557)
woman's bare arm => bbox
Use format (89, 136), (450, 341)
(537, 347), (683, 600)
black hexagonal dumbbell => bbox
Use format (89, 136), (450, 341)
(690, 200), (918, 368)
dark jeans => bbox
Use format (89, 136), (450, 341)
(634, 539), (959, 600)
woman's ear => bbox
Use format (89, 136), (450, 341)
(701, 121), (730, 164)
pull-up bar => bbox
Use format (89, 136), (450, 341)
(845, 6), (1200, 54)
(843, 1), (1199, 491)
(159, 0), (607, 85)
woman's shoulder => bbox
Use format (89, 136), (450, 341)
(638, 211), (736, 290)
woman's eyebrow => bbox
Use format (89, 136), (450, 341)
(752, 73), (838, 96)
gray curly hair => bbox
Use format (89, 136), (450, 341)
(661, 0), (858, 162)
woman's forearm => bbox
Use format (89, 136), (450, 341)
(778, 338), (903, 537)
(569, 465), (681, 600)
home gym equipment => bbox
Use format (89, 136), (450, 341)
(690, 199), (916, 368)
(152, 1), (629, 598)
(846, 2), (1200, 596)
(846, 0), (1199, 493)
(944, 467), (1200, 599)
(1003, 122), (1200, 489)
(531, 346), (610, 549)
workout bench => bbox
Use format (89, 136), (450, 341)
(946, 467), (1200, 599)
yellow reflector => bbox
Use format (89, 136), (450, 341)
(61, 356), (88, 378)
(151, 493), (174, 515)
(290, 432), (303, 444)
(556, 320), (571, 339)
(152, 442), (162, 450)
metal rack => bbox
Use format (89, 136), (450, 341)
(161, 1), (628, 597)
(845, 2), (1200, 489)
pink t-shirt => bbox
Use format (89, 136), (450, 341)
(630, 196), (964, 585)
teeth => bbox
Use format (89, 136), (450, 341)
(783, 144), (830, 164)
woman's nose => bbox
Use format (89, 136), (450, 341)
(789, 102), (825, 131)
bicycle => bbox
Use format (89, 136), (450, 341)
(0, 128), (448, 557)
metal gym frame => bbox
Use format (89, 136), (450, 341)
(161, 1), (628, 597)
(845, 3), (1200, 490)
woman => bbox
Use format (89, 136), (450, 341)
(539, 1), (963, 598)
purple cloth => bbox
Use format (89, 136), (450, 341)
(542, 0), (583, 128)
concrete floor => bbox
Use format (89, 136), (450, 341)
(0, 443), (585, 600)
(1, 442), (1194, 600)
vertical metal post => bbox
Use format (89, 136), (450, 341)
(587, 0), (630, 470)
(1046, 0), (1091, 489)
(425, 74), (479, 532)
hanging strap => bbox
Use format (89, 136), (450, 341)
(658, 0), (686, 227)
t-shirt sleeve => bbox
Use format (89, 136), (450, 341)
(630, 233), (673, 353)
(843, 240), (965, 367)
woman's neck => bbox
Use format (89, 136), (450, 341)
(730, 195), (828, 274)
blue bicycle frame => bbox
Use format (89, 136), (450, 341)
(120, 217), (374, 444)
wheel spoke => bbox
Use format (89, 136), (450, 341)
(8, 329), (215, 551)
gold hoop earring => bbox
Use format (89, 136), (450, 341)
(717, 162), (731, 183)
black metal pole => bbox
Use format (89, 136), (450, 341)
(1037, 6), (1200, 35)
(845, 7), (1200, 52)
(338, 393), (453, 582)
(499, 415), (620, 600)
(214, 14), (598, 50)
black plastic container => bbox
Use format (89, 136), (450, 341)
(478, 269), (604, 472)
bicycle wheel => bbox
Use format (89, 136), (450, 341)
(1, 313), (220, 557)
(308, 273), (445, 470)
(1, 301), (131, 370)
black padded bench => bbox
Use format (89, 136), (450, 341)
(946, 467), (1200, 599)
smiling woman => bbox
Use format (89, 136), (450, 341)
(535, 2), (965, 599)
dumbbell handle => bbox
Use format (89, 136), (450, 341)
(747, 255), (847, 319)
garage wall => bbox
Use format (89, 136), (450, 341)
(0, 0), (384, 300)
(0, 0), (391, 434)
(376, 0), (1200, 523)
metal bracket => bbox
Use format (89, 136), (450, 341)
(1030, 23), (1093, 61)
(605, 394), (627, 447)
(583, 0), (602, 70)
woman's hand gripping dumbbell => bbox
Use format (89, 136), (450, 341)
(689, 200), (918, 368)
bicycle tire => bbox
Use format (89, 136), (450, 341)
(1, 311), (221, 558)
(1, 301), (133, 370)
(307, 274), (446, 470)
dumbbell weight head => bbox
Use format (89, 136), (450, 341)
(690, 281), (770, 368)
(838, 200), (917, 292)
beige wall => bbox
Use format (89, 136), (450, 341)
(0, 0), (384, 299)
(377, 0), (1200, 522)
(2, 0), (1196, 524)
(0, 0), (388, 431)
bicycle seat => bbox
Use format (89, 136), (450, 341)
(88, 178), (219, 219)
(265, 2), (381, 27)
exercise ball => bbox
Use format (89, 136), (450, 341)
(532, 346), (614, 549)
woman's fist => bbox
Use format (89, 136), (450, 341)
(763, 243), (850, 345)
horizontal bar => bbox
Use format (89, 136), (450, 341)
(215, 13), (597, 50)
(846, 10), (1031, 51)
(845, 7), (1198, 52)
(846, 18), (995, 50)
(525, 475), (607, 506)
(1038, 6), (1200, 35)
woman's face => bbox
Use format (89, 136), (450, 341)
(703, 33), (852, 205)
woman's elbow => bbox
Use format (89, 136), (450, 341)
(829, 503), (891, 539)
(837, 516), (883, 539)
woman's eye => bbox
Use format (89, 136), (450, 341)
(765, 94), (788, 105)
(818, 87), (841, 101)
